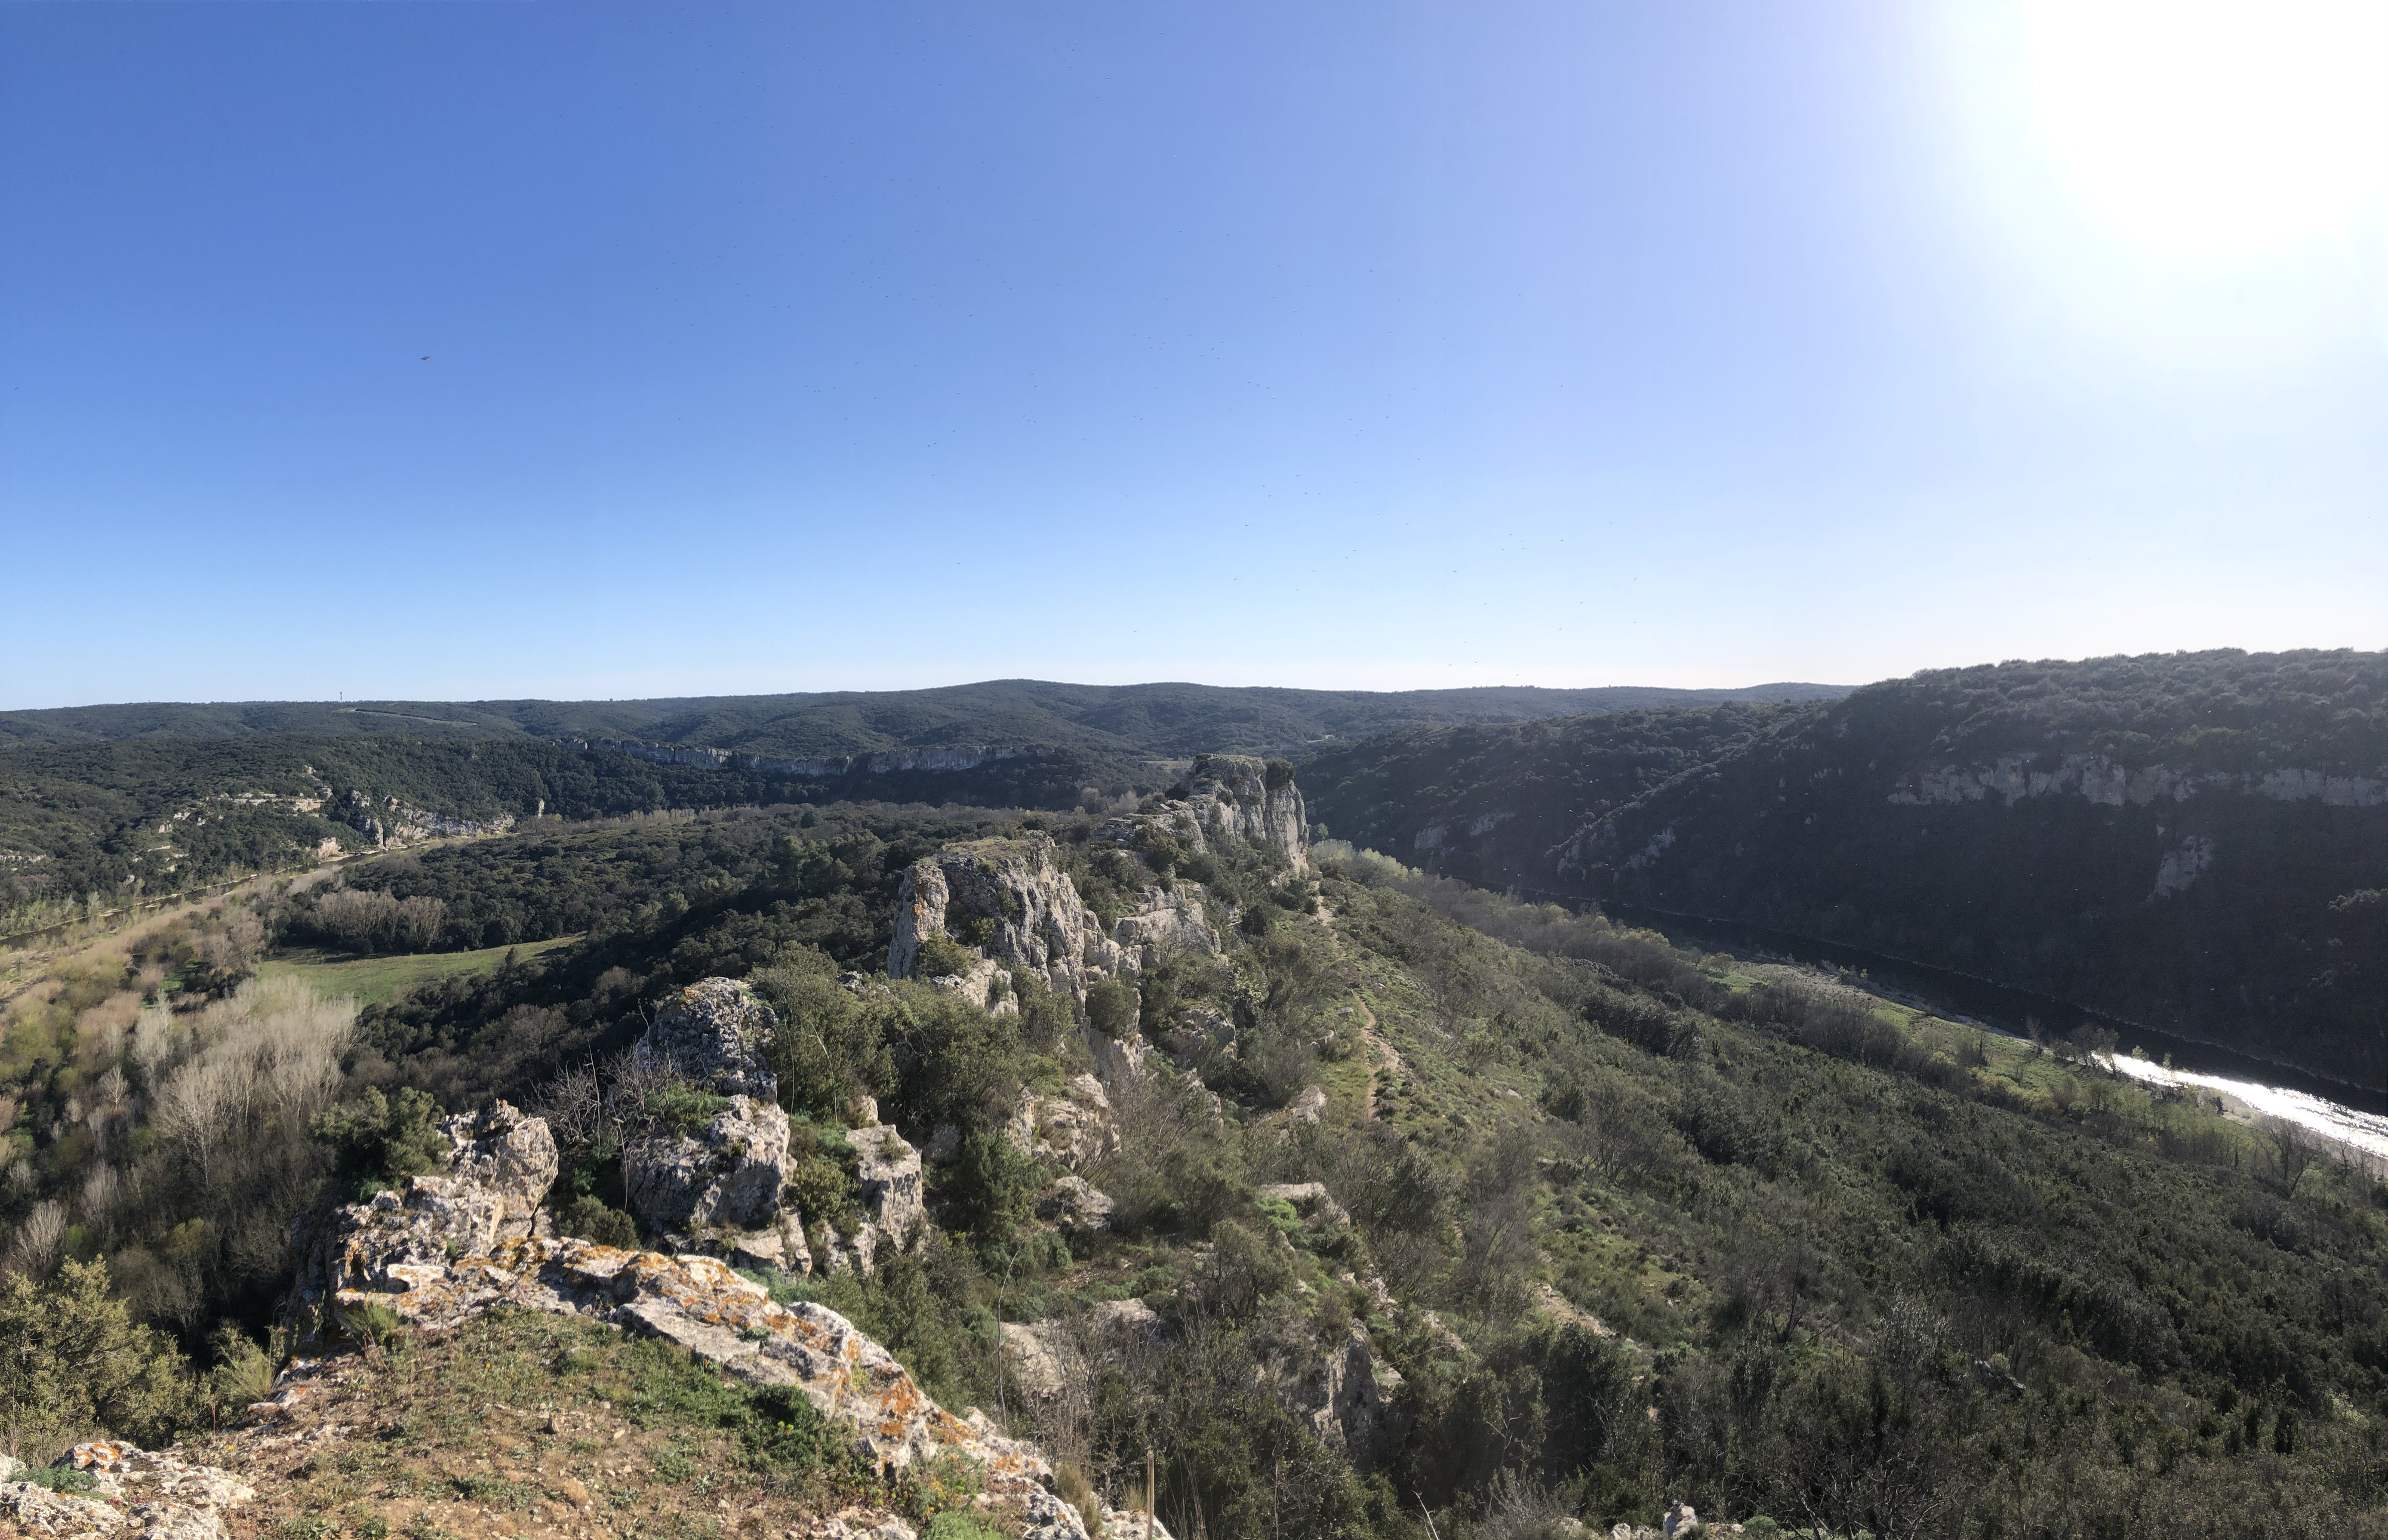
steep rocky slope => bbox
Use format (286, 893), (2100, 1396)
(1306, 649), (2388, 1085)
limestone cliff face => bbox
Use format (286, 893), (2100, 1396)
(1188, 754), (1310, 870)
(888, 833), (1132, 1002)
(340, 789), (513, 848)
(1112, 880), (1220, 958)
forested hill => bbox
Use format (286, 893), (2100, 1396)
(0, 677), (1847, 756)
(1305, 649), (2388, 1086)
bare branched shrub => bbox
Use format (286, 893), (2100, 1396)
(529, 1056), (612, 1154)
(130, 1003), (176, 1089)
(141, 979), (358, 1316)
(7, 1200), (67, 1277)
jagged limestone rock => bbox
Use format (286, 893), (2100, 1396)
(1007, 1074), (1115, 1169)
(1156, 1006), (1234, 1068)
(636, 977), (781, 1100)
(439, 1102), (558, 1237)
(623, 1092), (798, 1261)
(890, 833), (1131, 1002)
(1098, 754), (1310, 874)
(850, 1124), (925, 1245)
(0, 1443), (259, 1540)
(308, 1229), (1091, 1538)
(291, 1101), (561, 1328)
(1112, 881), (1220, 959)
(620, 979), (805, 1267)
(1034, 1175), (1115, 1242)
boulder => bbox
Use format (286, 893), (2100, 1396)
(1663, 1502), (1699, 1538)
(850, 1124), (926, 1245)
(1156, 1007), (1234, 1068)
(1007, 1075), (1115, 1169)
(623, 1093), (798, 1261)
(1035, 1175), (1115, 1242)
(1113, 882), (1220, 959)
(635, 977), (781, 1100)
(440, 1102), (560, 1237)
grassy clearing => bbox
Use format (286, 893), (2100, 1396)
(257, 935), (580, 1006)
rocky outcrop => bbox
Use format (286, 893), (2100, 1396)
(0, 1445), (257, 1540)
(1007, 1074), (1115, 1169)
(440, 1102), (558, 1236)
(339, 789), (513, 849)
(1101, 756), (1309, 873)
(1297, 1327), (1410, 1468)
(312, 1232), (1088, 1537)
(818, 1123), (926, 1274)
(291, 1101), (558, 1326)
(1034, 1175), (1115, 1243)
(1112, 882), (1220, 960)
(890, 834), (1132, 1003)
(1155, 1006), (1235, 1068)
(633, 976), (781, 1099)
(621, 980), (807, 1268)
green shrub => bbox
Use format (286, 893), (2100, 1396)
(206, 1323), (276, 1413)
(914, 934), (977, 980)
(310, 1086), (452, 1196)
(754, 966), (895, 1122)
(785, 1120), (863, 1231)
(15, 1465), (100, 1495)
(0, 1259), (193, 1459)
(1085, 979), (1139, 1039)
(646, 1082), (731, 1134)
(557, 1194), (641, 1249)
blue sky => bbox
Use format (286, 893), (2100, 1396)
(2, 1), (2382, 709)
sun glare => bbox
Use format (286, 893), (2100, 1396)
(2015, 0), (2388, 262)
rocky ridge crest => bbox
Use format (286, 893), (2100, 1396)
(288, 1085), (1131, 1538)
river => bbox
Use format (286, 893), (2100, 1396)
(1599, 901), (2388, 1160)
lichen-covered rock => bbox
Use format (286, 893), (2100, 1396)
(292, 1104), (562, 1330)
(889, 834), (1131, 1002)
(439, 1102), (558, 1239)
(620, 980), (804, 1266)
(0, 1443), (259, 1540)
(0, 1477), (124, 1538)
(624, 1094), (794, 1244)
(1007, 1074), (1115, 1169)
(636, 977), (782, 1100)
(1035, 1175), (1115, 1242)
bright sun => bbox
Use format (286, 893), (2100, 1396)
(2013, 0), (2388, 262)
